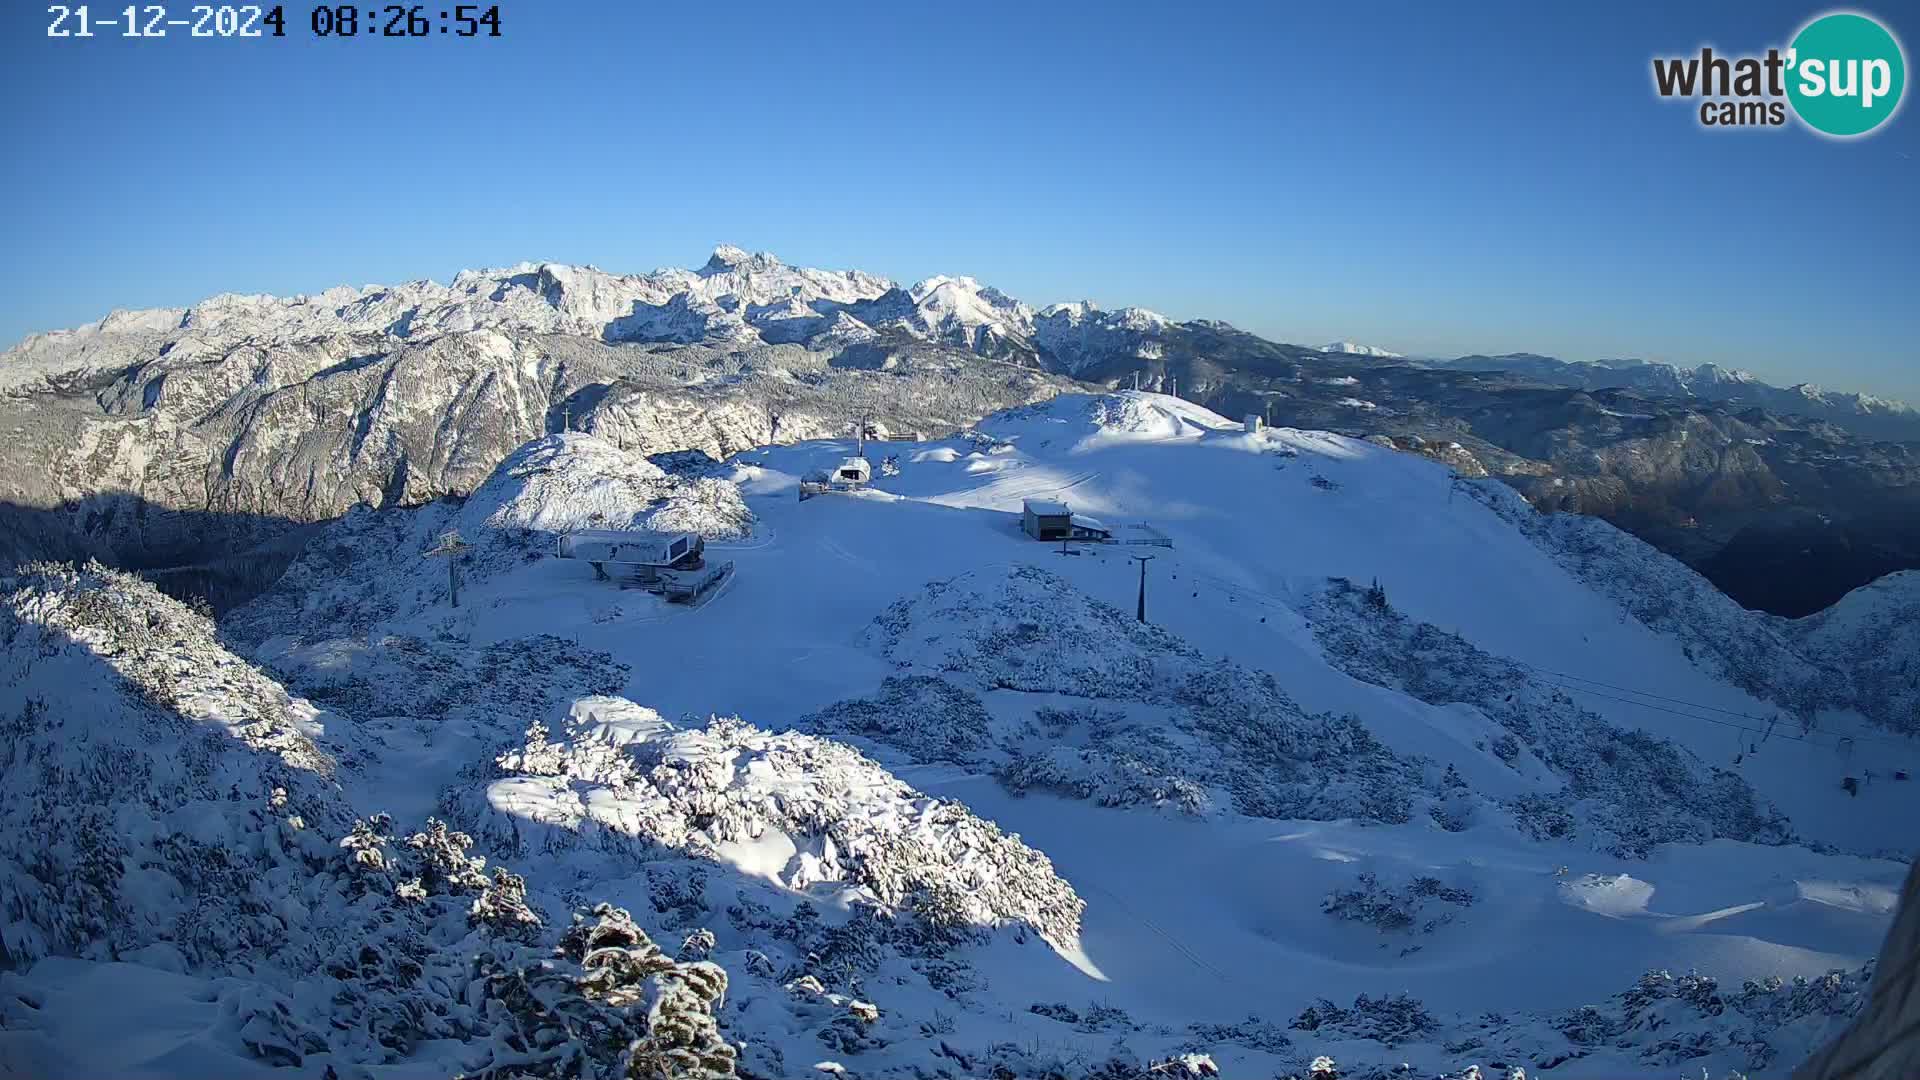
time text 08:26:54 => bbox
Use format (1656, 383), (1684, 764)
(45, 5), (502, 38)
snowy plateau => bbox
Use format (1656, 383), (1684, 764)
(0, 250), (1917, 1080)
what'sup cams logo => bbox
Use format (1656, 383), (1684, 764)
(1653, 10), (1906, 136)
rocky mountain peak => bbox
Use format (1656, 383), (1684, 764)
(699, 243), (782, 275)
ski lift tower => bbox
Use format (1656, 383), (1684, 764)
(1131, 552), (1156, 623)
(424, 528), (472, 608)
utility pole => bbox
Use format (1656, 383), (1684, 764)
(1131, 553), (1156, 623)
(424, 529), (472, 608)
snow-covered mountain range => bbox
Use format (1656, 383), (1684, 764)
(6, 245), (1920, 621)
(1424, 354), (1920, 442)
(3, 390), (1913, 1078)
(0, 246), (1178, 393)
(6, 246), (1918, 623)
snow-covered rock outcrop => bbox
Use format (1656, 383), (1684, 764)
(969, 390), (1238, 451)
(225, 432), (751, 642)
(470, 432), (754, 540)
(459, 696), (1086, 947)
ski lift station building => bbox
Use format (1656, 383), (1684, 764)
(833, 456), (872, 488)
(1023, 499), (1073, 540)
(557, 530), (702, 569)
(1022, 499), (1113, 542)
(555, 529), (733, 604)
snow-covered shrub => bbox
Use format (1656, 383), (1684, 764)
(266, 631), (629, 759)
(1027, 999), (1138, 1034)
(324, 823), (738, 1078)
(1323, 871), (1476, 935)
(998, 707), (1215, 815)
(455, 696), (1086, 946)
(1185, 1014), (1294, 1053)
(960, 1044), (1227, 1080)
(1589, 967), (1869, 1072)
(1290, 994), (1440, 1048)
(799, 674), (993, 762)
(997, 741), (1215, 816)
(863, 566), (1426, 823)
(0, 562), (348, 967)
(1309, 577), (1794, 857)
(805, 681), (1225, 817)
(0, 562), (743, 1076)
(1787, 570), (1920, 737)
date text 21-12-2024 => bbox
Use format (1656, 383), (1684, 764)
(46, 5), (502, 39)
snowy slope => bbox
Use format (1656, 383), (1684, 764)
(6, 392), (1914, 1079)
(0, 572), (1095, 1078)
(1775, 571), (1920, 739)
(245, 397), (1909, 1066)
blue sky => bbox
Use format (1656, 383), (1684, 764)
(3, 1), (1916, 399)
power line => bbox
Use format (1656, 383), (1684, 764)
(1523, 664), (1777, 722)
(1533, 677), (1913, 757)
(1519, 663), (1917, 752)
(1534, 678), (1805, 742)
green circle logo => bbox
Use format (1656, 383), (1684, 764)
(1786, 12), (1906, 136)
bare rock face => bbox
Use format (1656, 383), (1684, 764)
(3, 329), (561, 565)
